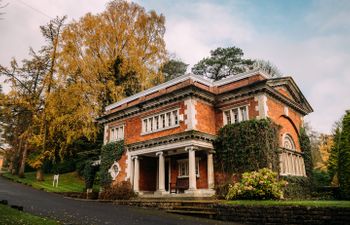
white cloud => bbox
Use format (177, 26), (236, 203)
(163, 1), (253, 66)
(1, 0), (349, 134)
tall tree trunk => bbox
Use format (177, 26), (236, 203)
(36, 168), (44, 181)
(18, 142), (28, 178)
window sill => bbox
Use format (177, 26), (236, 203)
(141, 124), (180, 136)
(177, 175), (200, 179)
(280, 173), (305, 177)
(109, 138), (124, 143)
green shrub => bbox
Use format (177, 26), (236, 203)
(213, 119), (280, 174)
(99, 181), (136, 200)
(100, 141), (124, 187)
(311, 169), (331, 187)
(282, 176), (311, 199)
(226, 168), (287, 200)
(299, 127), (313, 177)
(338, 111), (350, 199)
(83, 160), (99, 189)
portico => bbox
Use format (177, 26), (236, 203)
(128, 138), (216, 197)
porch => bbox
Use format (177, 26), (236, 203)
(128, 142), (215, 197)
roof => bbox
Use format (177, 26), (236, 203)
(105, 69), (271, 111)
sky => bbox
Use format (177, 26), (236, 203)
(0, 0), (349, 134)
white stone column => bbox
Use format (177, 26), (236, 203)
(207, 151), (215, 189)
(156, 151), (165, 193)
(133, 156), (140, 192)
(186, 146), (197, 191)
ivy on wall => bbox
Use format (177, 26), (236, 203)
(100, 141), (124, 187)
(299, 127), (313, 178)
(213, 119), (280, 174)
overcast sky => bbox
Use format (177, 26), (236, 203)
(0, 0), (349, 134)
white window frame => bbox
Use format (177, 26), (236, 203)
(223, 105), (249, 125)
(141, 108), (180, 135)
(108, 161), (121, 180)
(280, 134), (306, 177)
(177, 158), (200, 178)
(109, 125), (124, 142)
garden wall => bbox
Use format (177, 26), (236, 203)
(215, 204), (350, 225)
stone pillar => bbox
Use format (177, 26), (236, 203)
(207, 151), (215, 189)
(156, 151), (165, 193)
(186, 146), (197, 191)
(133, 156), (140, 192)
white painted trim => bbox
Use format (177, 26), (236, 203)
(108, 161), (121, 180)
(129, 140), (214, 156)
(184, 98), (197, 130)
(105, 69), (270, 111)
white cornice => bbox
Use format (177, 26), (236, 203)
(105, 69), (270, 111)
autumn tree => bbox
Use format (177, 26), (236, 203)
(161, 59), (188, 81)
(0, 49), (48, 177)
(192, 47), (254, 81)
(59, 0), (166, 111)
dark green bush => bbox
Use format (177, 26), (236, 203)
(282, 176), (311, 199)
(213, 119), (280, 174)
(100, 141), (124, 187)
(52, 159), (76, 174)
(83, 160), (99, 189)
(311, 169), (331, 187)
(99, 181), (136, 200)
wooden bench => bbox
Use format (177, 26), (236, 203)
(170, 178), (189, 194)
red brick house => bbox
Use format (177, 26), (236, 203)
(97, 69), (313, 197)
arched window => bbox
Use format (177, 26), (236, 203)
(280, 133), (306, 177)
(283, 134), (295, 150)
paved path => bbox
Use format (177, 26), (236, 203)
(0, 176), (238, 225)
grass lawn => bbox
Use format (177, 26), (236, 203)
(226, 200), (350, 208)
(2, 172), (88, 192)
(0, 204), (60, 225)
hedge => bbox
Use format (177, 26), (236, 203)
(213, 119), (280, 175)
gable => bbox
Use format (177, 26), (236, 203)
(267, 77), (313, 114)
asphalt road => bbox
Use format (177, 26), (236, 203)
(0, 176), (238, 225)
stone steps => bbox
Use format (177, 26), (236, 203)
(166, 202), (217, 218)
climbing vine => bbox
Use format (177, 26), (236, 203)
(299, 127), (313, 178)
(213, 119), (280, 174)
(100, 140), (124, 187)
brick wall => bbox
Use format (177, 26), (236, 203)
(215, 97), (260, 132)
(267, 97), (303, 151)
(113, 151), (128, 185)
(195, 100), (216, 135)
(123, 101), (187, 145)
(216, 74), (266, 94)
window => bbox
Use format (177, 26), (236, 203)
(109, 125), (124, 142)
(108, 162), (120, 180)
(280, 134), (306, 176)
(178, 159), (200, 178)
(284, 134), (295, 150)
(142, 109), (180, 134)
(223, 105), (249, 125)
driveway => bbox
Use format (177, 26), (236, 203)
(0, 176), (237, 225)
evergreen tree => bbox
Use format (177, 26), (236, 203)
(299, 127), (313, 177)
(192, 47), (254, 81)
(338, 110), (350, 199)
